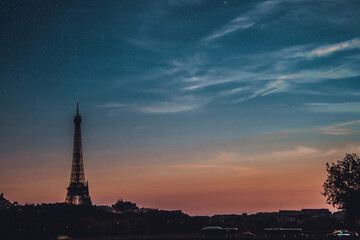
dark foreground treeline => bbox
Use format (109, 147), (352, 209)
(0, 203), (358, 240)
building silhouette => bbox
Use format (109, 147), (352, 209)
(65, 103), (92, 205)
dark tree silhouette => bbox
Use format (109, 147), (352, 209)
(323, 153), (360, 221)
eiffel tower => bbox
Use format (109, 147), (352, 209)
(65, 103), (92, 205)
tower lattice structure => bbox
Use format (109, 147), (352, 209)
(65, 103), (92, 205)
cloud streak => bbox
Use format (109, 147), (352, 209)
(139, 102), (199, 113)
(261, 86), (285, 96)
(281, 120), (360, 136)
(307, 102), (360, 113)
(319, 120), (360, 135)
(202, 0), (279, 43)
(98, 96), (206, 114)
(203, 17), (255, 42)
(309, 38), (360, 57)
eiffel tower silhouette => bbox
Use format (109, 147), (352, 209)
(65, 103), (92, 205)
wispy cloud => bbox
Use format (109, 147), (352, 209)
(320, 121), (360, 136)
(139, 101), (199, 113)
(98, 96), (206, 114)
(181, 69), (277, 91)
(280, 120), (360, 136)
(261, 38), (360, 60)
(220, 87), (248, 96)
(261, 86), (285, 96)
(307, 102), (360, 113)
(182, 75), (240, 91)
(203, 17), (255, 42)
(276, 68), (358, 85)
(269, 80), (283, 88)
(309, 38), (360, 57)
(248, 79), (287, 99)
(165, 53), (207, 76)
(245, 146), (320, 164)
(279, 74), (303, 79)
(266, 146), (319, 159)
(202, 0), (279, 42)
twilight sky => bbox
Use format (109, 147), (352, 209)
(1, 0), (360, 215)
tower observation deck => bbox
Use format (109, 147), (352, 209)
(65, 103), (92, 205)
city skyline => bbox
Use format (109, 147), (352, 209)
(1, 0), (360, 215)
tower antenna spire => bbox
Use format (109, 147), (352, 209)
(77, 102), (79, 114)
